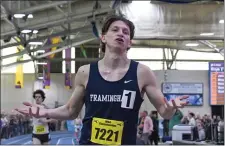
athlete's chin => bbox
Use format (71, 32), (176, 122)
(113, 45), (127, 52)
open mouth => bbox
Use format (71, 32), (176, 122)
(115, 38), (124, 43)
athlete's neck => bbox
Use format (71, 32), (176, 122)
(101, 49), (129, 70)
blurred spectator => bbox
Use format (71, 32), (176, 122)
(181, 116), (189, 124)
(169, 109), (183, 136)
(142, 111), (153, 145)
(188, 112), (196, 127)
(149, 111), (159, 145)
(162, 119), (169, 137)
(197, 121), (205, 140)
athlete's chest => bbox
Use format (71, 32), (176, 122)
(99, 69), (127, 82)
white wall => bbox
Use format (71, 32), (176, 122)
(1, 70), (211, 118)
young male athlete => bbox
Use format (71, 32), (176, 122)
(16, 15), (188, 145)
(30, 89), (55, 145)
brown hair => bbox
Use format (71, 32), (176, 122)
(100, 15), (135, 53)
(33, 89), (46, 101)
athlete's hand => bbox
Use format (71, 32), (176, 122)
(15, 102), (48, 118)
(164, 95), (188, 114)
(166, 95), (189, 108)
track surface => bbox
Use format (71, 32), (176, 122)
(1, 131), (76, 145)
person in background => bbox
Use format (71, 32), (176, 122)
(31, 90), (56, 145)
(169, 109), (183, 136)
(205, 115), (212, 141)
(141, 111), (153, 145)
(197, 121), (205, 141)
(195, 113), (201, 120)
(149, 111), (159, 145)
(162, 119), (169, 137)
(188, 112), (196, 127)
(212, 115), (218, 124)
(181, 116), (189, 124)
(218, 117), (224, 142)
(137, 112), (145, 136)
(74, 117), (83, 145)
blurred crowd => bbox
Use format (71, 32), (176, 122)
(0, 113), (62, 139)
(1, 110), (224, 145)
(137, 110), (224, 145)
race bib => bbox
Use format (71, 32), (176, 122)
(90, 117), (124, 145)
(35, 125), (46, 134)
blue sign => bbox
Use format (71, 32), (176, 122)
(162, 82), (203, 106)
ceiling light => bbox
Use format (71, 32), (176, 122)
(200, 33), (214, 36)
(36, 62), (47, 65)
(27, 14), (33, 18)
(14, 14), (33, 19)
(36, 50), (45, 53)
(14, 14), (25, 18)
(219, 20), (224, 24)
(33, 30), (38, 34)
(185, 43), (199, 47)
(38, 77), (44, 80)
(21, 29), (32, 33)
(29, 42), (43, 45)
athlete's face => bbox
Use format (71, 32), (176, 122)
(101, 20), (132, 53)
(34, 93), (43, 104)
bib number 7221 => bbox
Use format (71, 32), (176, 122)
(90, 118), (124, 145)
(94, 128), (119, 142)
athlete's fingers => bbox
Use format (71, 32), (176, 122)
(29, 107), (33, 116)
(15, 109), (29, 115)
(23, 102), (33, 107)
(179, 95), (189, 100)
(171, 99), (178, 108)
(164, 98), (172, 107)
(180, 101), (189, 106)
(36, 107), (40, 117)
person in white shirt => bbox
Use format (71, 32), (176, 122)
(31, 90), (56, 145)
(188, 112), (196, 127)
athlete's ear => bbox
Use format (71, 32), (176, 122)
(127, 39), (132, 48)
(101, 34), (106, 43)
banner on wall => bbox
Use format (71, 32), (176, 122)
(43, 63), (50, 89)
(65, 48), (72, 89)
(162, 82), (203, 106)
(49, 37), (61, 59)
(15, 47), (24, 88)
(42, 37), (61, 89)
(209, 62), (224, 105)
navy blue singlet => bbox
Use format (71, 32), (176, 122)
(79, 60), (143, 145)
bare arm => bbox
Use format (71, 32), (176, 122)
(39, 118), (57, 124)
(46, 66), (87, 120)
(139, 65), (176, 119)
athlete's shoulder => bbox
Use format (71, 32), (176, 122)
(77, 64), (90, 74)
(137, 62), (156, 84)
(137, 62), (153, 75)
(76, 64), (91, 86)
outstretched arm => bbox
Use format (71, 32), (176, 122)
(46, 66), (87, 120)
(16, 65), (88, 120)
(38, 118), (57, 124)
(139, 64), (187, 119)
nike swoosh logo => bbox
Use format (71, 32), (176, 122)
(124, 80), (133, 83)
